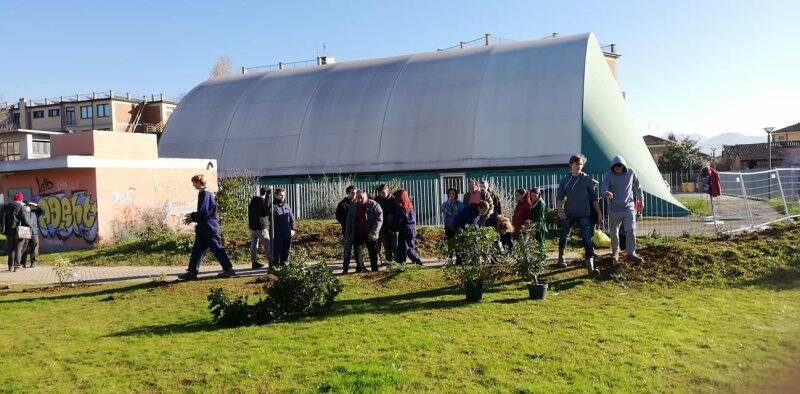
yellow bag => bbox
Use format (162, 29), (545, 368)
(592, 228), (611, 248)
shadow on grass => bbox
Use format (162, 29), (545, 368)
(737, 265), (800, 290)
(106, 320), (217, 337)
(0, 280), (179, 304)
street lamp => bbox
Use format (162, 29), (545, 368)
(764, 127), (775, 199)
(764, 127), (775, 170)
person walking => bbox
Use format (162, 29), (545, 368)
(247, 187), (271, 270)
(441, 187), (464, 261)
(374, 184), (398, 265)
(392, 189), (423, 265)
(556, 154), (603, 275)
(2, 193), (31, 272)
(601, 155), (645, 264)
(21, 200), (44, 268)
(178, 175), (235, 280)
(270, 187), (295, 267)
(343, 190), (383, 273)
(528, 187), (548, 252)
(511, 188), (532, 239)
(336, 185), (357, 268)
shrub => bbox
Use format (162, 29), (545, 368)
(511, 234), (547, 284)
(217, 172), (260, 223)
(304, 175), (354, 220)
(52, 257), (77, 286)
(443, 225), (509, 288)
(207, 256), (343, 326)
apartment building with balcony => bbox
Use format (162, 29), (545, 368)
(0, 91), (177, 162)
(3, 91), (177, 134)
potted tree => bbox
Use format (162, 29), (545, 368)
(444, 225), (506, 302)
(512, 234), (548, 300)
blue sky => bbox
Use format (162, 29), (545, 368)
(1, 0), (797, 137)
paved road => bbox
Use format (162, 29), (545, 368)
(0, 250), (603, 286)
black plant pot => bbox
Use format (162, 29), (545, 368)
(527, 280), (548, 300)
(464, 280), (484, 302)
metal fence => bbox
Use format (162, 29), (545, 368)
(227, 168), (800, 237)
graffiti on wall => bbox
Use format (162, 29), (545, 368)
(37, 190), (99, 243)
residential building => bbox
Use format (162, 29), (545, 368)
(2, 91), (177, 134)
(720, 141), (800, 170)
(643, 134), (669, 163)
(772, 122), (800, 142)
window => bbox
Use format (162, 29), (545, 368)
(65, 107), (75, 126)
(48, 108), (60, 117)
(96, 103), (109, 118)
(33, 110), (45, 119)
(0, 141), (20, 161)
(80, 105), (92, 119)
(32, 140), (50, 156)
(13, 113), (20, 127)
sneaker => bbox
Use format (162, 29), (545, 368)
(556, 255), (567, 269)
(252, 262), (265, 270)
(217, 269), (237, 278)
(177, 271), (198, 280)
(12, 267), (19, 272)
(628, 254), (644, 264)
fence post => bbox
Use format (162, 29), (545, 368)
(739, 173), (754, 229)
(435, 178), (441, 226)
(294, 183), (301, 217)
(774, 169), (790, 216)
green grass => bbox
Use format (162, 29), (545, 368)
(677, 197), (710, 216)
(0, 265), (799, 392)
(768, 198), (800, 216)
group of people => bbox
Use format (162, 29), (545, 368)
(1, 192), (43, 272)
(110, 151), (646, 280)
(0, 152), (645, 279)
(177, 175), (296, 280)
(335, 184), (423, 273)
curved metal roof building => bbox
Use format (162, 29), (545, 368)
(160, 33), (684, 211)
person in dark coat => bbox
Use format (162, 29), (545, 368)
(343, 190), (383, 273)
(179, 175), (235, 280)
(270, 187), (295, 267)
(247, 187), (271, 269)
(336, 185), (357, 268)
(392, 189), (423, 265)
(374, 184), (398, 265)
(21, 201), (44, 268)
(3, 193), (31, 272)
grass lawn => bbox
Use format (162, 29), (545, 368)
(677, 197), (710, 216)
(2, 257), (800, 391)
(768, 198), (800, 216)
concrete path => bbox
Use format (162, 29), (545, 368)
(0, 250), (604, 286)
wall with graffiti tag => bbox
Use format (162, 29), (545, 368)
(37, 190), (99, 243)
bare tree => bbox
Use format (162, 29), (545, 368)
(0, 94), (15, 131)
(210, 56), (232, 79)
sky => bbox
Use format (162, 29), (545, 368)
(1, 0), (797, 138)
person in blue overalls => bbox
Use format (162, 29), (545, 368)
(178, 174), (235, 280)
(270, 187), (295, 267)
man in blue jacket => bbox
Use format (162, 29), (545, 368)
(270, 187), (295, 267)
(556, 154), (603, 275)
(178, 175), (235, 280)
(601, 155), (645, 264)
